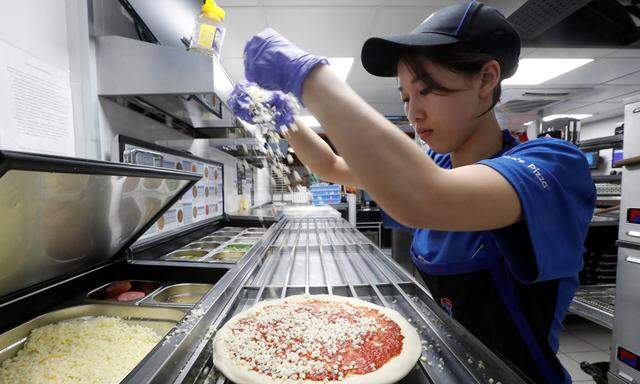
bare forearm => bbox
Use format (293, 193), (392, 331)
(285, 117), (362, 187)
(301, 65), (444, 227)
(299, 66), (521, 230)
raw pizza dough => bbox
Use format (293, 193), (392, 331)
(213, 294), (422, 384)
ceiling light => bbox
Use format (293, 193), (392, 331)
(502, 58), (593, 85)
(327, 57), (354, 82)
(298, 115), (321, 127)
(523, 120), (534, 126)
(542, 114), (593, 122)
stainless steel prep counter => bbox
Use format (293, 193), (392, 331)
(122, 211), (530, 384)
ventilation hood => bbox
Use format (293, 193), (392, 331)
(508, 0), (640, 47)
(95, 36), (252, 138)
(499, 87), (592, 114)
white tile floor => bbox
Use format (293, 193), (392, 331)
(558, 316), (612, 383)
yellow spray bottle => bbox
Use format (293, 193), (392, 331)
(188, 0), (226, 58)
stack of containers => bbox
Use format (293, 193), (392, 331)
(291, 187), (311, 204)
(310, 183), (342, 206)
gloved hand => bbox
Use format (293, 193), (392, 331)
(227, 81), (258, 124)
(243, 28), (328, 101)
(227, 81), (300, 133)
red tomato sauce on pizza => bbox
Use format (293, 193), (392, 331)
(227, 299), (404, 381)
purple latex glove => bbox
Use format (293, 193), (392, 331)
(244, 28), (328, 101)
(227, 82), (258, 124)
(269, 91), (299, 132)
(227, 81), (299, 133)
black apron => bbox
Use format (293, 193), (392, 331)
(413, 229), (571, 383)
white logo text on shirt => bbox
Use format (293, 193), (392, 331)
(504, 156), (550, 190)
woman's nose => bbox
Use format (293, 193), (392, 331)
(406, 101), (425, 125)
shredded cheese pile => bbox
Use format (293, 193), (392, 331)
(218, 299), (403, 381)
(0, 317), (161, 384)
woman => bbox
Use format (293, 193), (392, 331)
(236, 1), (596, 383)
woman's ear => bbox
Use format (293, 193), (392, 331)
(478, 60), (501, 99)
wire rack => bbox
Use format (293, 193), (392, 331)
(570, 284), (616, 329)
(197, 217), (528, 384)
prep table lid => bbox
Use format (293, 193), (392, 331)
(0, 151), (200, 301)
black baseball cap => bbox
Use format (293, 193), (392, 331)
(361, 1), (521, 79)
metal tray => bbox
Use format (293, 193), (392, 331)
(223, 243), (254, 251)
(181, 242), (223, 251)
(220, 227), (245, 232)
(238, 233), (263, 239)
(204, 251), (246, 264)
(200, 236), (233, 242)
(147, 283), (214, 307)
(163, 250), (209, 262)
(231, 237), (260, 244)
(213, 231), (241, 237)
(245, 228), (266, 233)
(0, 304), (185, 364)
(239, 232), (262, 236)
(202, 217), (529, 384)
(87, 280), (161, 305)
(569, 284), (616, 329)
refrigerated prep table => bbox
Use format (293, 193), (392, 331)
(0, 151), (272, 383)
(0, 151), (532, 384)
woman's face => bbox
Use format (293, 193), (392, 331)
(398, 59), (485, 154)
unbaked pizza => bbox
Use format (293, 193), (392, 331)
(213, 294), (422, 384)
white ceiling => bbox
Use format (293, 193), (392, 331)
(218, 0), (640, 130)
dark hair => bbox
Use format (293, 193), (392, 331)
(399, 43), (502, 116)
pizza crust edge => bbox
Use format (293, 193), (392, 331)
(213, 294), (422, 384)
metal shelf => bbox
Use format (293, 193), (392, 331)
(596, 196), (621, 207)
(590, 219), (619, 227)
(579, 134), (623, 151)
(593, 174), (622, 183)
(569, 285), (616, 329)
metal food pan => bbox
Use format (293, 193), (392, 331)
(239, 233), (262, 239)
(214, 231), (241, 237)
(220, 227), (244, 232)
(0, 304), (185, 364)
(181, 243), (206, 251)
(232, 237), (260, 244)
(87, 280), (161, 305)
(182, 242), (222, 251)
(200, 236), (233, 242)
(203, 251), (246, 264)
(245, 228), (266, 233)
(223, 243), (254, 252)
(163, 250), (209, 262)
(147, 283), (213, 307)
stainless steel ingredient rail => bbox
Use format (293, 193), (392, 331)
(196, 216), (528, 384)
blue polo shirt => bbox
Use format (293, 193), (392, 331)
(384, 130), (596, 383)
